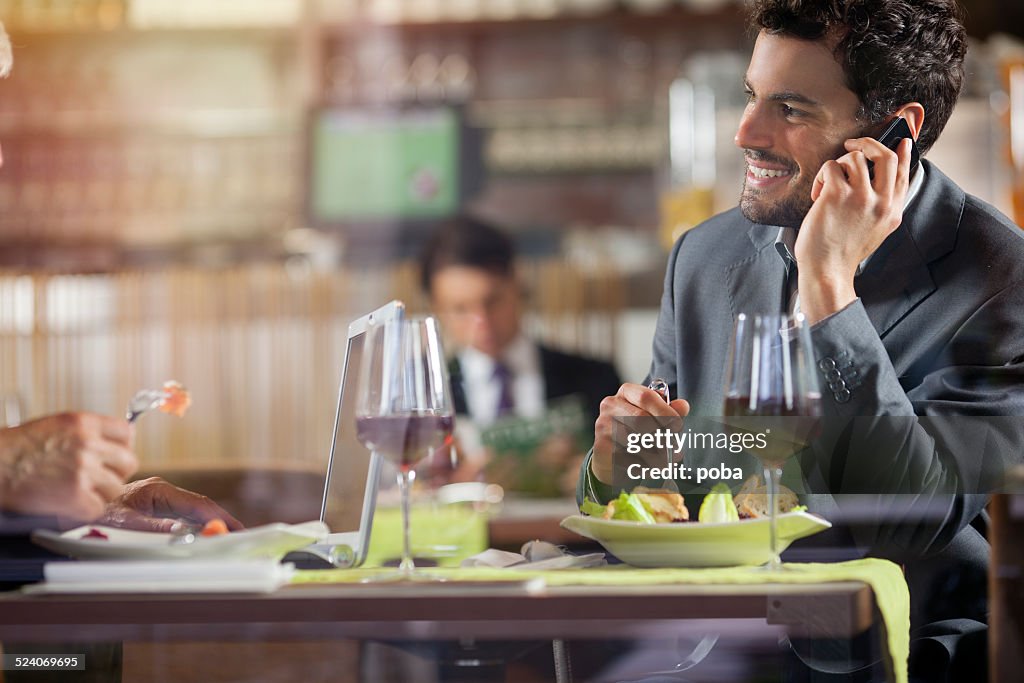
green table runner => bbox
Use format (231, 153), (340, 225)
(364, 505), (488, 568)
(294, 557), (908, 683)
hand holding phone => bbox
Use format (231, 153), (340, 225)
(795, 116), (916, 324)
(869, 117), (919, 178)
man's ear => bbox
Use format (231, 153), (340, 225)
(892, 102), (925, 140)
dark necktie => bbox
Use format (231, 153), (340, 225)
(493, 361), (514, 418)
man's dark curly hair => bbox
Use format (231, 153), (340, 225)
(749, 0), (967, 154)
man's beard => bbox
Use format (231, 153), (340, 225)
(737, 139), (853, 227)
(738, 152), (813, 228)
(739, 174), (814, 228)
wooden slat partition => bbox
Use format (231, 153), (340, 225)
(0, 259), (622, 469)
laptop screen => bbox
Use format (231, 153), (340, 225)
(319, 301), (403, 563)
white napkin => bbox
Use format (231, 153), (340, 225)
(24, 560), (294, 594)
(461, 540), (606, 570)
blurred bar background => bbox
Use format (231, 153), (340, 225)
(0, 0), (1022, 470)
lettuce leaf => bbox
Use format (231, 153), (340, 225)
(580, 497), (608, 517)
(610, 492), (656, 524)
(698, 483), (739, 523)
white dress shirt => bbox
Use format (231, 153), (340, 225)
(458, 335), (546, 426)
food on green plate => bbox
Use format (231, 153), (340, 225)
(636, 491), (689, 523)
(605, 492), (657, 523)
(582, 490), (688, 524)
(580, 497), (612, 518)
(698, 483), (740, 523)
(581, 478), (809, 524)
(733, 475), (800, 518)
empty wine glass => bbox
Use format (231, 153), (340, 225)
(355, 316), (454, 577)
(723, 313), (821, 570)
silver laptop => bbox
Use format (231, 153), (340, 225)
(297, 300), (404, 568)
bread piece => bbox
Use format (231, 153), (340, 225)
(733, 475), (799, 518)
(635, 492), (689, 523)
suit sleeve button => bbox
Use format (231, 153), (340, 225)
(828, 379), (847, 392)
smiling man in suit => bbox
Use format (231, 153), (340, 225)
(578, 1), (1024, 680)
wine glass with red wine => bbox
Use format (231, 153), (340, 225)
(355, 316), (454, 576)
(723, 312), (821, 570)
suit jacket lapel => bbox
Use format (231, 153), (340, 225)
(448, 357), (468, 415)
(856, 161), (961, 338)
(538, 346), (561, 403)
(726, 223), (787, 317)
(855, 228), (935, 338)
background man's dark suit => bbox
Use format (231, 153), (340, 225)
(450, 343), (622, 426)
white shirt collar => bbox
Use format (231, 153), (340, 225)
(457, 335), (544, 424)
(459, 334), (538, 381)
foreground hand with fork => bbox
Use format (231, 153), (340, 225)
(0, 385), (237, 533)
(114, 380), (241, 532)
(0, 412), (137, 519)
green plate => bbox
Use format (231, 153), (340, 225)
(560, 512), (831, 568)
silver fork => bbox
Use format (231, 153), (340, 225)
(648, 377), (680, 492)
(648, 377), (671, 403)
(125, 388), (167, 423)
(169, 526), (199, 545)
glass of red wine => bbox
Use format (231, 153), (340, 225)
(355, 316), (454, 577)
(723, 312), (821, 570)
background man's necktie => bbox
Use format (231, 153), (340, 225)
(493, 361), (514, 418)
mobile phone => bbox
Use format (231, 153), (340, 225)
(869, 116), (920, 177)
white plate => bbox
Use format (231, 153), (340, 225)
(560, 512), (831, 568)
(31, 521), (328, 561)
(22, 559), (296, 594)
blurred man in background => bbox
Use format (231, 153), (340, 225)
(420, 215), (621, 495)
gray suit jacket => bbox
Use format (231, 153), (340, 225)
(580, 160), (1024, 624)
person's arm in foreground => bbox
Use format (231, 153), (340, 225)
(0, 412), (137, 520)
(0, 412), (242, 532)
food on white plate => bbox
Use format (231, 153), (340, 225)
(200, 518), (229, 536)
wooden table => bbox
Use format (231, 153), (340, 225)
(0, 493), (891, 680)
(0, 578), (886, 682)
(486, 498), (583, 551)
(0, 580), (877, 642)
